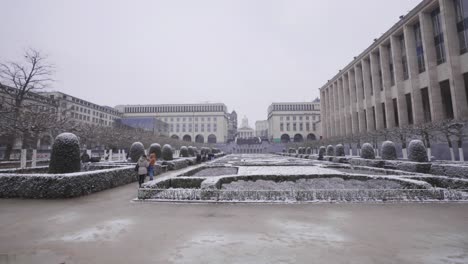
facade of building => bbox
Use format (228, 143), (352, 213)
(116, 117), (169, 137)
(237, 116), (255, 139)
(40, 91), (122, 127)
(115, 103), (229, 143)
(267, 99), (321, 143)
(255, 120), (269, 139)
(320, 0), (468, 139)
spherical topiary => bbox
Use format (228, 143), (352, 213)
(188, 146), (195, 157)
(149, 143), (162, 159)
(288, 148), (296, 154)
(381, 141), (397, 160)
(326, 145), (334, 156)
(49, 133), (81, 174)
(129, 142), (145, 162)
(318, 146), (326, 159)
(361, 143), (375, 159)
(180, 146), (189, 157)
(408, 139), (428, 162)
(335, 144), (345, 156)
(162, 144), (174, 160)
(306, 147), (311, 155)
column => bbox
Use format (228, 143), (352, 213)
(328, 86), (334, 137)
(439, 0), (468, 119)
(343, 73), (352, 135)
(390, 35), (409, 126)
(348, 69), (358, 134)
(334, 81), (339, 137)
(337, 77), (344, 136)
(321, 89), (328, 138)
(380, 44), (396, 128)
(355, 64), (366, 133)
(420, 11), (444, 121)
(370, 52), (384, 130)
(404, 24), (424, 125)
(362, 58), (374, 131)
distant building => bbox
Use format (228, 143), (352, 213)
(227, 110), (238, 141)
(255, 120), (268, 139)
(237, 116), (255, 139)
(267, 98), (321, 143)
(40, 91), (122, 127)
(116, 117), (169, 137)
(115, 103), (229, 143)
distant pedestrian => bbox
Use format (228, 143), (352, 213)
(81, 150), (90, 163)
(137, 155), (149, 187)
(148, 153), (157, 181)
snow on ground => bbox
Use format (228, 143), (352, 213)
(55, 219), (132, 242)
(221, 178), (405, 191)
(238, 166), (340, 175)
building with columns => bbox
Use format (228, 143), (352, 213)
(115, 103), (229, 143)
(267, 99), (321, 143)
(320, 0), (468, 139)
(237, 116), (255, 139)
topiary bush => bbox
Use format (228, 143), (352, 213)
(149, 143), (162, 159)
(306, 147), (311, 155)
(288, 148), (296, 154)
(335, 144), (345, 156)
(326, 145), (334, 156)
(408, 139), (428, 162)
(180, 146), (189, 157)
(162, 144), (174, 160)
(318, 146), (326, 160)
(49, 133), (81, 174)
(381, 141), (397, 160)
(360, 143), (375, 159)
(129, 142), (145, 162)
(188, 146), (195, 157)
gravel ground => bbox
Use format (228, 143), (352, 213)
(221, 178), (405, 191)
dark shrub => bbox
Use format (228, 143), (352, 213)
(149, 143), (162, 159)
(318, 146), (326, 160)
(335, 144), (345, 156)
(361, 143), (375, 159)
(129, 142), (145, 162)
(162, 144), (174, 161)
(180, 146), (189, 157)
(306, 147), (311, 154)
(381, 141), (397, 160)
(326, 145), (334, 156)
(408, 140), (428, 162)
(188, 146), (195, 157)
(49, 133), (81, 174)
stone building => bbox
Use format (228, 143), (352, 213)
(40, 91), (122, 127)
(320, 0), (468, 138)
(267, 99), (321, 143)
(255, 120), (269, 139)
(237, 116), (255, 139)
(115, 103), (229, 143)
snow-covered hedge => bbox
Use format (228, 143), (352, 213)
(149, 143), (162, 159)
(381, 141), (397, 160)
(306, 147), (311, 155)
(408, 140), (428, 162)
(130, 142), (145, 162)
(49, 133), (81, 174)
(326, 145), (334, 156)
(430, 164), (468, 179)
(318, 146), (326, 160)
(188, 146), (196, 157)
(360, 143), (375, 159)
(180, 146), (189, 157)
(335, 144), (345, 157)
(162, 144), (174, 161)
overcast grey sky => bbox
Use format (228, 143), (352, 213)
(1, 0), (421, 125)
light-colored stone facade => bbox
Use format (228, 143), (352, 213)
(320, 0), (468, 138)
(237, 116), (255, 139)
(255, 120), (269, 138)
(40, 91), (122, 127)
(267, 100), (321, 143)
(115, 103), (229, 143)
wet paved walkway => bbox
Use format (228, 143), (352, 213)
(1, 181), (468, 264)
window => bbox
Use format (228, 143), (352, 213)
(421, 87), (432, 122)
(306, 116), (309, 120)
(286, 123), (290, 131)
(382, 103), (387, 129)
(293, 123), (297, 131)
(393, 98), (399, 127)
(306, 123), (310, 131)
(400, 35), (409, 80)
(300, 123), (303, 131)
(293, 116), (296, 121)
(455, 0), (468, 54)
(432, 8), (446, 64)
(299, 116), (303, 121)
(389, 45), (395, 86)
(286, 116), (290, 121)
(405, 93), (414, 125)
(440, 80), (454, 119)
(313, 123), (316, 131)
(414, 23), (426, 73)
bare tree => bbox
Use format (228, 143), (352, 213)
(436, 119), (468, 161)
(0, 49), (53, 160)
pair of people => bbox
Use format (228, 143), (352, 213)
(137, 153), (157, 187)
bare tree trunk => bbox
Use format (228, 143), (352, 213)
(458, 139), (464, 162)
(447, 136), (455, 161)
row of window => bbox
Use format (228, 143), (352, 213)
(71, 105), (112, 119)
(325, 1), (468, 102)
(162, 116), (218, 123)
(271, 104), (319, 112)
(125, 105), (226, 114)
(279, 115), (319, 121)
(280, 123), (317, 132)
(169, 124), (218, 133)
(71, 112), (113, 126)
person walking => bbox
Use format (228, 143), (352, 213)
(137, 155), (149, 187)
(148, 153), (157, 181)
